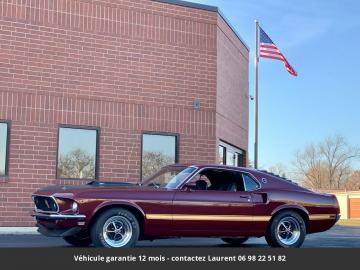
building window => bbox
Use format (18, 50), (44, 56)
(141, 132), (178, 181)
(57, 126), (98, 180)
(218, 145), (226, 165)
(0, 121), (10, 177)
(219, 140), (246, 167)
(236, 152), (245, 167)
(226, 150), (235, 166)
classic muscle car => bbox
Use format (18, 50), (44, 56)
(31, 164), (340, 248)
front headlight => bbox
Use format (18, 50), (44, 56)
(54, 197), (78, 213)
(71, 201), (78, 212)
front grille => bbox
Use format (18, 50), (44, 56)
(33, 196), (58, 213)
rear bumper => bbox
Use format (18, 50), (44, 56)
(336, 214), (341, 222)
(308, 213), (339, 234)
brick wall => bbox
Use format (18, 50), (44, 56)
(0, 0), (247, 226)
(216, 15), (249, 157)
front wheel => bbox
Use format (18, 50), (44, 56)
(265, 210), (306, 248)
(221, 237), (249, 246)
(90, 208), (139, 248)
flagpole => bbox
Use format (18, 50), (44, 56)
(254, 20), (259, 169)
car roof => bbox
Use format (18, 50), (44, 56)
(167, 163), (300, 187)
(168, 163), (257, 173)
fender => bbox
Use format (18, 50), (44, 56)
(271, 204), (309, 217)
(90, 200), (146, 220)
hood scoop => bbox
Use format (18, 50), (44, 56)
(87, 181), (138, 187)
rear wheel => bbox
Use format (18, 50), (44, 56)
(90, 208), (139, 248)
(221, 237), (249, 246)
(63, 232), (92, 247)
(265, 210), (306, 248)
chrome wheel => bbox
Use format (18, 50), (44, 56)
(276, 216), (301, 246)
(102, 216), (133, 247)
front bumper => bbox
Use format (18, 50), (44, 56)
(31, 211), (86, 220)
(31, 211), (87, 237)
(36, 223), (82, 237)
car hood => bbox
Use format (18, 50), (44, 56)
(35, 181), (138, 194)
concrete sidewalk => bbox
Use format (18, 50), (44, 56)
(0, 227), (39, 235)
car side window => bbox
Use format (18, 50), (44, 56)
(188, 169), (245, 192)
(242, 174), (260, 191)
(188, 174), (211, 190)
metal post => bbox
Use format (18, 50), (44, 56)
(254, 20), (259, 169)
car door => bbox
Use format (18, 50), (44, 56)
(171, 169), (255, 237)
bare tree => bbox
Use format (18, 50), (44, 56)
(142, 151), (173, 180)
(58, 148), (95, 179)
(268, 163), (288, 178)
(345, 171), (360, 190)
(294, 135), (359, 189)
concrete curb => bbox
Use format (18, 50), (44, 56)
(0, 227), (39, 235)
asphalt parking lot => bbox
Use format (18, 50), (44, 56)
(0, 225), (359, 248)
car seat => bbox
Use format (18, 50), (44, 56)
(195, 180), (208, 190)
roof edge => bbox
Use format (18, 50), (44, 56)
(153, 0), (250, 51)
(154, 0), (218, 12)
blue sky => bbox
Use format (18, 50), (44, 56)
(58, 128), (97, 158)
(190, 0), (360, 170)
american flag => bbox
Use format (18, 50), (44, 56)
(259, 27), (297, 76)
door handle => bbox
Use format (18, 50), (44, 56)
(239, 195), (251, 202)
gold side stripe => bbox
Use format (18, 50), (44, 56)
(146, 214), (271, 222)
(309, 214), (335, 220)
(147, 214), (335, 222)
(146, 214), (172, 220)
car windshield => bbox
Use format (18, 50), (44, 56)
(142, 166), (197, 189)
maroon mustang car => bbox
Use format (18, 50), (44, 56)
(31, 164), (340, 248)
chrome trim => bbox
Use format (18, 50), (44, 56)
(32, 212), (86, 220)
(32, 195), (60, 213)
(276, 216), (301, 246)
(102, 216), (133, 247)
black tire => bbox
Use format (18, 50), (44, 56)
(221, 237), (249, 246)
(63, 232), (92, 247)
(90, 208), (139, 248)
(265, 210), (306, 248)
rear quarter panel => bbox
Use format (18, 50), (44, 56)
(251, 187), (339, 235)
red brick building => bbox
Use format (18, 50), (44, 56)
(0, 0), (249, 226)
